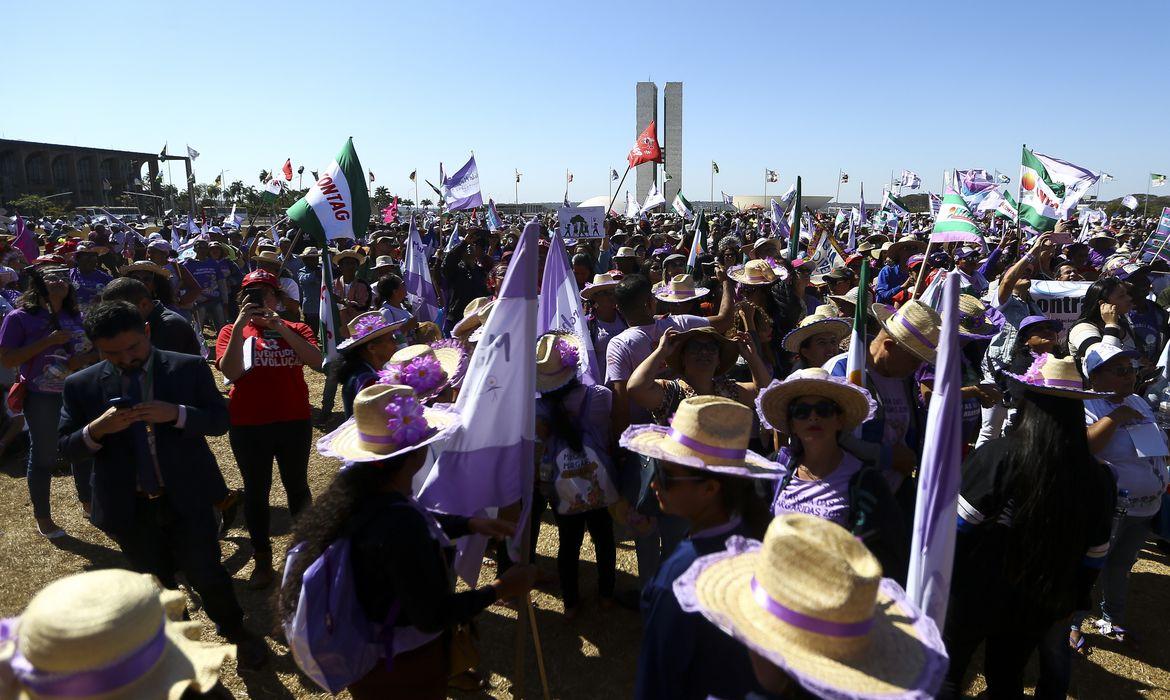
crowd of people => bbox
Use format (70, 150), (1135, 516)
(0, 201), (1166, 699)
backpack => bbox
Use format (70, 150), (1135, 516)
(541, 390), (619, 515)
(282, 535), (400, 693)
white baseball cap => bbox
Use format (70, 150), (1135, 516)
(1082, 342), (1139, 376)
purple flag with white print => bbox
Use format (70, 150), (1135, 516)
(403, 215), (440, 323)
(441, 156), (483, 211)
(538, 230), (599, 383)
(906, 271), (962, 630)
(418, 219), (538, 583)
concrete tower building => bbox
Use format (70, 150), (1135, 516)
(634, 82), (658, 203)
(663, 82), (682, 205)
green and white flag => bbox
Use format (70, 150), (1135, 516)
(1018, 146), (1063, 232)
(931, 188), (983, 243)
(287, 137), (371, 242)
(671, 192), (694, 218)
(261, 178), (284, 203)
(317, 246), (343, 367)
(881, 189), (910, 217)
(1153, 173), (1167, 188)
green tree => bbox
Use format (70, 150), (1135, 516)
(371, 186), (392, 212)
(420, 198), (433, 207)
(5, 194), (66, 219)
(399, 198), (414, 207)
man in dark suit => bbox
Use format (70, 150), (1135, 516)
(59, 301), (265, 667)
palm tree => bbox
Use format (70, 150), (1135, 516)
(420, 198), (433, 207)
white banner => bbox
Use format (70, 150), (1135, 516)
(1028, 280), (1091, 335)
(557, 206), (605, 239)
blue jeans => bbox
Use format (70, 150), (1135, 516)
(1100, 513), (1155, 626)
(194, 299), (225, 336)
(25, 391), (90, 518)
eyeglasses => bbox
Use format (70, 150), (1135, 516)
(685, 340), (719, 355)
(653, 461), (708, 489)
(789, 400), (842, 421)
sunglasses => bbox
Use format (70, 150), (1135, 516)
(653, 462), (708, 489)
(789, 400), (842, 421)
(1099, 364), (1136, 378)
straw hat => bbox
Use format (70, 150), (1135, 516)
(452, 296), (495, 338)
(756, 368), (877, 433)
(828, 286), (872, 315)
(728, 259), (779, 286)
(781, 308), (851, 353)
(301, 246), (321, 258)
(580, 273), (619, 301)
(336, 311), (407, 352)
(0, 569), (234, 700)
(1005, 353), (1113, 400)
(380, 343), (466, 400)
(665, 326), (739, 376)
(613, 246), (639, 260)
(535, 331), (588, 393)
(317, 384), (460, 462)
(870, 300), (941, 364)
(118, 260), (173, 279)
(956, 294), (1004, 340)
(253, 249), (283, 267)
(332, 249), (365, 265)
(887, 236), (926, 259)
(675, 514), (947, 699)
(619, 396), (781, 479)
(654, 274), (710, 303)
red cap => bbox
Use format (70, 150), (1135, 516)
(241, 270), (280, 290)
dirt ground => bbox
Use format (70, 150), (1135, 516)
(1, 366), (1168, 699)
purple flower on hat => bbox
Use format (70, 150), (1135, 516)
(1021, 353), (1049, 383)
(380, 353), (445, 395)
(377, 365), (403, 386)
(384, 394), (429, 447)
(352, 314), (386, 338)
(555, 338), (579, 369)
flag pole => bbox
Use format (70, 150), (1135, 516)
(606, 164), (632, 217)
(763, 169), (768, 208)
(710, 162), (714, 203)
(834, 171), (842, 204)
(1145, 174), (1151, 218)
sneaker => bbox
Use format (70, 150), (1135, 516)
(36, 518), (66, 539)
(1094, 618), (1127, 641)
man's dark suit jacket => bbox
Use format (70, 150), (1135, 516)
(59, 347), (230, 536)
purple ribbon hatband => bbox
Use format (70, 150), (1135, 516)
(358, 430), (401, 445)
(898, 314), (937, 350)
(668, 429), (747, 461)
(1039, 377), (1082, 389)
(6, 622), (167, 696)
(750, 578), (874, 638)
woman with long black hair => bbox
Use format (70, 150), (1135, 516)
(0, 260), (97, 537)
(1068, 275), (1139, 361)
(332, 311), (406, 418)
(941, 354), (1116, 699)
(280, 384), (536, 698)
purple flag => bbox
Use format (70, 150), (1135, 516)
(906, 271), (962, 630)
(441, 156), (483, 211)
(403, 215), (440, 323)
(12, 216), (38, 263)
(418, 219), (538, 583)
(859, 183), (866, 227)
(538, 231), (599, 383)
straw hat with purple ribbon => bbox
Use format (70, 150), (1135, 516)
(119, 260), (172, 279)
(672, 514), (947, 700)
(781, 307), (851, 354)
(0, 569), (235, 700)
(377, 343), (466, 400)
(317, 384), (460, 463)
(535, 331), (588, 393)
(580, 273), (619, 301)
(336, 311), (407, 352)
(728, 259), (780, 286)
(755, 368), (877, 433)
(620, 396), (781, 479)
(654, 274), (710, 303)
(1005, 353), (1113, 400)
(870, 300), (942, 364)
(956, 294), (1004, 340)
(452, 296), (494, 338)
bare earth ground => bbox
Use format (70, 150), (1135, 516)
(0, 366), (1168, 699)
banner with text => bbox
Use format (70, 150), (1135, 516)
(1139, 207), (1170, 264)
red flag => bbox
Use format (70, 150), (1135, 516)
(282, 159), (293, 181)
(627, 120), (662, 168)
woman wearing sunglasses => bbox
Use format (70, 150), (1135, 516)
(620, 396), (779, 700)
(757, 368), (910, 582)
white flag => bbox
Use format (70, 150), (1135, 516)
(626, 190), (638, 218)
(1033, 151), (1099, 218)
(640, 183), (666, 214)
(186, 145), (200, 160)
(1123, 195), (1139, 210)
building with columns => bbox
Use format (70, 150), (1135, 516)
(0, 139), (161, 208)
(634, 82), (682, 207)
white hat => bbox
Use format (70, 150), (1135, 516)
(1082, 342), (1140, 377)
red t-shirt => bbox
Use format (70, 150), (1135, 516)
(216, 321), (318, 426)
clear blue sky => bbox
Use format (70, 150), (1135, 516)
(6, 0), (1167, 204)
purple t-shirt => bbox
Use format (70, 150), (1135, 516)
(0, 309), (90, 393)
(589, 314), (628, 370)
(69, 267), (113, 306)
(604, 314), (708, 423)
(772, 452), (864, 528)
(183, 258), (223, 299)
